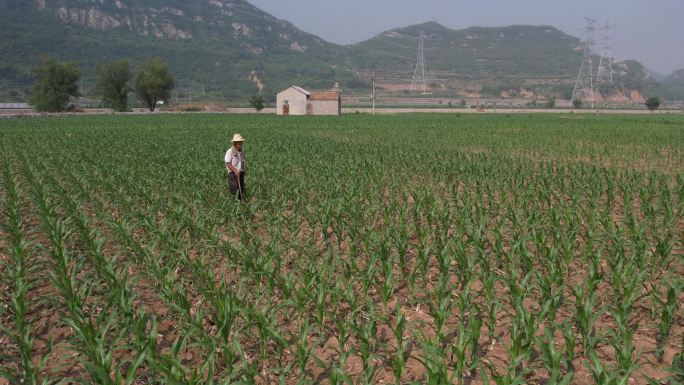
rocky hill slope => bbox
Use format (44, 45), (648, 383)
(0, 0), (350, 99)
(0, 1), (671, 102)
(340, 22), (665, 102)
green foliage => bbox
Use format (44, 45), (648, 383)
(653, 283), (680, 362)
(27, 57), (80, 112)
(95, 60), (132, 112)
(544, 97), (556, 108)
(573, 99), (583, 109)
(0, 1), (352, 101)
(346, 23), (583, 77)
(249, 95), (265, 111)
(645, 96), (661, 111)
(663, 68), (684, 98)
(481, 80), (525, 98)
(0, 113), (682, 384)
(135, 58), (174, 112)
(0, 2), (670, 102)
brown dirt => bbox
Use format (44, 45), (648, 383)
(1, 141), (683, 385)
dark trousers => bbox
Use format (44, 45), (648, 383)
(227, 172), (246, 200)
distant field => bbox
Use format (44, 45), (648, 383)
(0, 114), (682, 384)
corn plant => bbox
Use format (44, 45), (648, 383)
(0, 154), (56, 385)
(416, 335), (453, 385)
(536, 329), (574, 385)
(571, 284), (598, 353)
(561, 321), (576, 373)
(1, 113), (682, 384)
(391, 304), (408, 385)
(351, 306), (379, 384)
(652, 282), (679, 363)
(585, 351), (626, 385)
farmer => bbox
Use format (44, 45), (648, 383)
(225, 133), (246, 201)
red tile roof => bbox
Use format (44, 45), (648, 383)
(309, 91), (340, 101)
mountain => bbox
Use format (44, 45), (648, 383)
(0, 0), (354, 100)
(343, 22), (582, 77)
(0, 1), (669, 103)
(339, 22), (663, 102)
(663, 68), (684, 98)
(644, 67), (666, 82)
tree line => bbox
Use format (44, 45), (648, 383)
(28, 57), (174, 112)
(27, 57), (664, 113)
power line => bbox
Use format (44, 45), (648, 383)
(356, 71), (575, 80)
(345, 44), (415, 62)
(610, 26), (684, 42)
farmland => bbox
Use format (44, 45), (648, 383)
(0, 113), (683, 385)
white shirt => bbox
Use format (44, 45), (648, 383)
(224, 147), (245, 172)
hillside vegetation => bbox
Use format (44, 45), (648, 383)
(0, 0), (675, 102)
(664, 68), (684, 98)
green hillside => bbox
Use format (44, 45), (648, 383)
(0, 0), (355, 100)
(343, 22), (582, 77)
(341, 22), (666, 100)
(663, 68), (684, 98)
(0, 1), (671, 103)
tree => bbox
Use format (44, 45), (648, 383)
(135, 58), (174, 112)
(544, 97), (556, 109)
(28, 57), (80, 112)
(572, 99), (583, 109)
(645, 96), (661, 111)
(249, 95), (265, 111)
(8, 90), (23, 102)
(95, 60), (132, 112)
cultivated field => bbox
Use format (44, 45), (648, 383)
(0, 113), (682, 385)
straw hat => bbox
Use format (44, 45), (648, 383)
(232, 133), (245, 143)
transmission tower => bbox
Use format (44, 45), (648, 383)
(410, 31), (427, 93)
(572, 18), (597, 108)
(596, 20), (613, 83)
(595, 20), (614, 106)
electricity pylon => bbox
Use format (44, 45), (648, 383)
(595, 20), (614, 107)
(572, 18), (597, 108)
(410, 31), (427, 93)
(596, 20), (613, 83)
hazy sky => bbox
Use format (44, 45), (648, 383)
(249, 0), (684, 75)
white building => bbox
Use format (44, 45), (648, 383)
(0, 103), (30, 109)
(276, 85), (341, 116)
